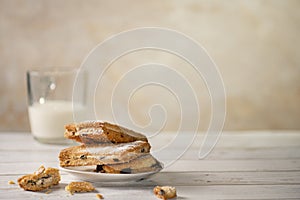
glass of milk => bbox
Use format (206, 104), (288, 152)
(26, 67), (85, 144)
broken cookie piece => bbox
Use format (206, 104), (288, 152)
(153, 186), (177, 200)
(64, 121), (148, 144)
(95, 154), (162, 174)
(59, 141), (151, 167)
(18, 165), (60, 191)
(65, 181), (95, 195)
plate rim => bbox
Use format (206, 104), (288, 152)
(60, 165), (162, 176)
(59, 164), (163, 182)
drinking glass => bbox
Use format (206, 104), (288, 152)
(26, 67), (85, 144)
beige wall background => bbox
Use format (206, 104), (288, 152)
(0, 0), (299, 132)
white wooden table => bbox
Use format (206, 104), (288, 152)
(1, 131), (300, 199)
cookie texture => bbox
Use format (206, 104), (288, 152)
(59, 141), (151, 167)
(18, 165), (60, 191)
(96, 154), (162, 174)
(64, 121), (148, 144)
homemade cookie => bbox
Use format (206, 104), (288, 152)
(64, 121), (148, 144)
(18, 165), (60, 191)
(61, 121), (163, 175)
(96, 153), (162, 174)
(65, 181), (95, 194)
(153, 186), (177, 200)
(59, 141), (151, 167)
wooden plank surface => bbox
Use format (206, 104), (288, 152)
(1, 185), (300, 200)
(1, 159), (300, 174)
(0, 131), (300, 199)
(1, 171), (300, 187)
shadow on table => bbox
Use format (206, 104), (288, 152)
(92, 171), (207, 187)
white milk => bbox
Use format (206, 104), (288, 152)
(28, 100), (79, 141)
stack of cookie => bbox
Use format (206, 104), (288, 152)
(59, 121), (162, 174)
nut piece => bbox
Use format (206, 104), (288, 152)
(153, 186), (177, 200)
(34, 165), (46, 175)
(8, 180), (15, 184)
(65, 181), (95, 195)
(96, 193), (104, 199)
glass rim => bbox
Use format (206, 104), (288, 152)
(27, 67), (79, 75)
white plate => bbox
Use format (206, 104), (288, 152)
(59, 165), (163, 182)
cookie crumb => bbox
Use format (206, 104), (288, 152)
(45, 189), (52, 194)
(153, 186), (177, 200)
(8, 180), (15, 184)
(65, 182), (95, 195)
(96, 193), (104, 199)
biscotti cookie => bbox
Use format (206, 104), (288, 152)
(96, 153), (162, 174)
(18, 165), (60, 191)
(65, 181), (95, 194)
(64, 121), (148, 144)
(59, 141), (151, 167)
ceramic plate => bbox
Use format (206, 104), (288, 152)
(59, 165), (163, 182)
